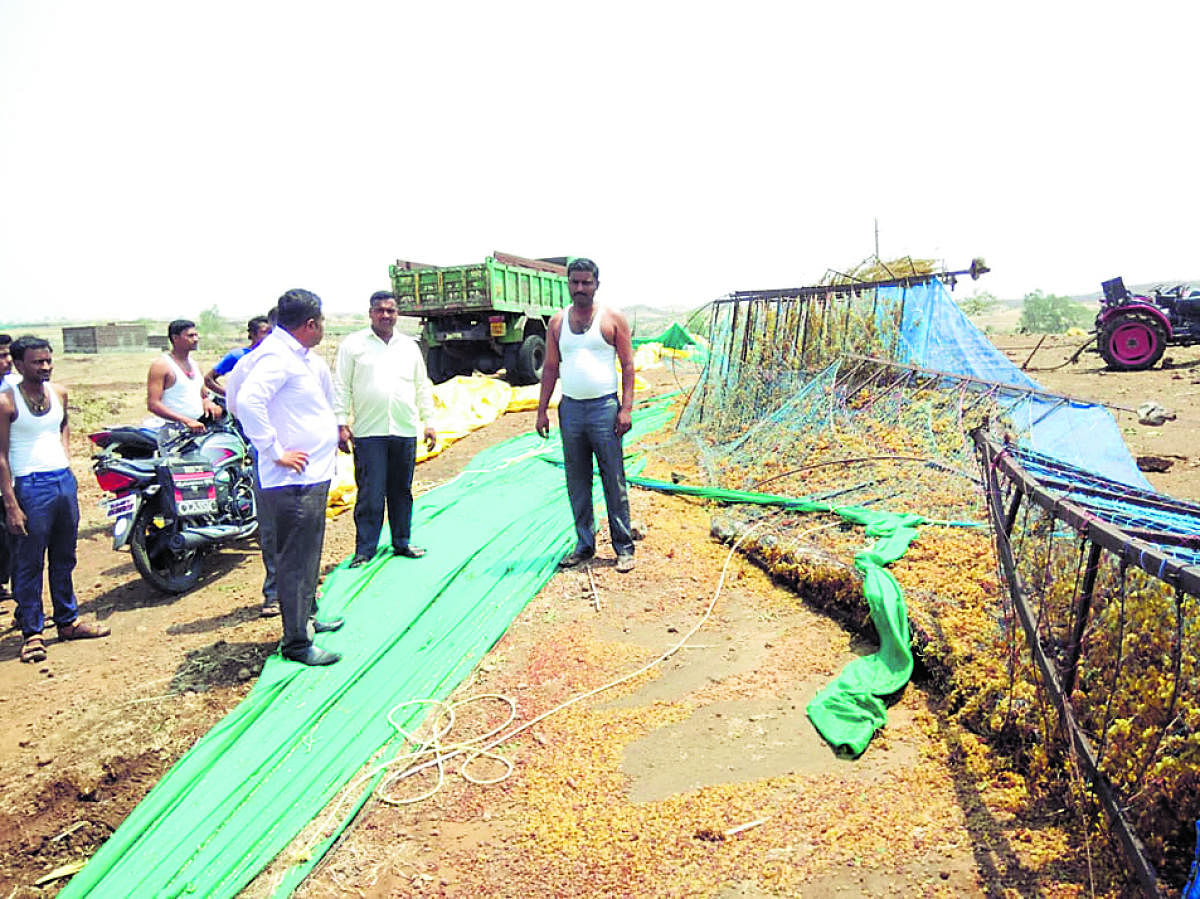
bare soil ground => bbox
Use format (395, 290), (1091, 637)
(0, 339), (1192, 897)
(990, 334), (1200, 499)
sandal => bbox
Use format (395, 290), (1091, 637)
(20, 635), (46, 664)
(58, 619), (111, 641)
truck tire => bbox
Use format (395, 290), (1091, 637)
(425, 346), (452, 384)
(1098, 313), (1167, 371)
(514, 334), (546, 385)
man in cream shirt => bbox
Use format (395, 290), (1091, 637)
(334, 291), (436, 569)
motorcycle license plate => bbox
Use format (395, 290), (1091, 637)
(170, 467), (218, 516)
(106, 495), (136, 518)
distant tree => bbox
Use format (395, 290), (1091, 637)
(958, 290), (998, 318)
(1018, 290), (1092, 333)
(196, 305), (225, 337)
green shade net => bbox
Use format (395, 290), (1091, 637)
(61, 396), (678, 899)
(633, 321), (704, 350)
(629, 477), (926, 757)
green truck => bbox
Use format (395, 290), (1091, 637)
(389, 252), (572, 385)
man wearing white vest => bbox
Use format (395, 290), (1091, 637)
(144, 319), (222, 431)
(0, 336), (110, 663)
(536, 258), (637, 572)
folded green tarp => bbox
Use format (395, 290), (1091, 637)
(61, 397), (677, 899)
(628, 477), (924, 756)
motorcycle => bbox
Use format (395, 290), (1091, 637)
(88, 416), (259, 593)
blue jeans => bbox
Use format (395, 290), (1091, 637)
(558, 394), (633, 557)
(352, 435), (417, 558)
(11, 468), (79, 636)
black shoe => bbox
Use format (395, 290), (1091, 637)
(348, 555), (371, 569)
(558, 547), (595, 568)
(283, 646), (341, 666)
(393, 544), (426, 559)
(313, 617), (344, 634)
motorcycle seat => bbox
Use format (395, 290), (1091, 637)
(104, 427), (160, 458)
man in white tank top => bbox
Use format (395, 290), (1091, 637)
(0, 336), (110, 664)
(0, 334), (12, 604)
(144, 319), (222, 431)
(536, 258), (638, 572)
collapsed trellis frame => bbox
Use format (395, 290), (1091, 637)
(692, 263), (987, 427)
(973, 429), (1200, 898)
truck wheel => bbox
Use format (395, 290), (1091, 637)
(1099, 314), (1167, 371)
(425, 346), (452, 384)
(514, 335), (546, 385)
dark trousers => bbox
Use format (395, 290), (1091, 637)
(11, 468), (80, 637)
(250, 450), (277, 603)
(259, 482), (328, 655)
(352, 435), (417, 558)
(559, 394), (634, 557)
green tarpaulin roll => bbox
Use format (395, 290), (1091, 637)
(61, 397), (677, 898)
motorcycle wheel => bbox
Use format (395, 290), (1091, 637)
(1099, 313), (1167, 371)
(129, 503), (203, 594)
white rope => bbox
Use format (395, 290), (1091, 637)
(371, 515), (771, 803)
(300, 515), (771, 868)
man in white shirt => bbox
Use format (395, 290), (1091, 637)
(334, 291), (437, 569)
(235, 290), (344, 666)
(535, 258), (637, 573)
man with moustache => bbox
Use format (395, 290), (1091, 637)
(535, 258), (637, 573)
(0, 337), (110, 663)
(235, 290), (344, 666)
(334, 290), (437, 569)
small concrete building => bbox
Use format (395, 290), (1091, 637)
(61, 323), (150, 354)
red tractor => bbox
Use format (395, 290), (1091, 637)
(1096, 276), (1200, 370)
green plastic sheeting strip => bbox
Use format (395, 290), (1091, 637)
(61, 395), (678, 899)
(628, 477), (927, 756)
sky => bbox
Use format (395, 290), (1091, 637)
(2, 1), (1198, 323)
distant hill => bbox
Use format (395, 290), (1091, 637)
(624, 303), (703, 340)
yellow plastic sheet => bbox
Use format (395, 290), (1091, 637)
(328, 369), (645, 513)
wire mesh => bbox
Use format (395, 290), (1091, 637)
(674, 282), (1197, 892)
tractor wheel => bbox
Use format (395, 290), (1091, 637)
(425, 346), (452, 384)
(1098, 314), (1167, 371)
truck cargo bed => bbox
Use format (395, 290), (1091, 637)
(390, 256), (569, 316)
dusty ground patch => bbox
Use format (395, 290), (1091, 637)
(0, 344), (1181, 896)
